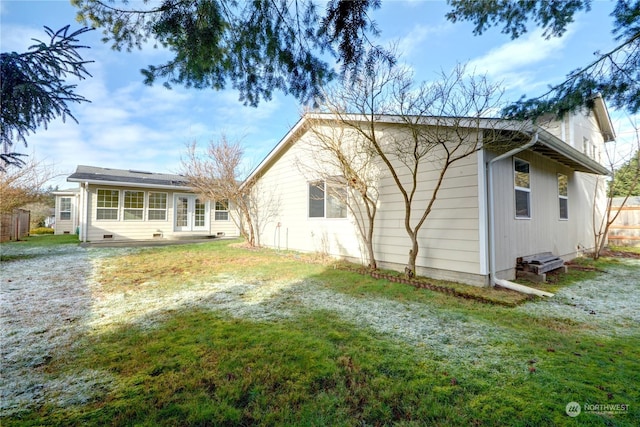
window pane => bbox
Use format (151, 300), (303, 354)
(148, 210), (166, 221)
(515, 189), (530, 218)
(309, 181), (324, 218)
(514, 159), (530, 189)
(97, 209), (118, 220)
(558, 174), (568, 197)
(97, 189), (119, 208)
(148, 192), (167, 209)
(60, 198), (71, 211)
(124, 191), (144, 209)
(124, 209), (143, 220)
(195, 199), (205, 227)
(60, 197), (71, 220)
(176, 197), (188, 227)
(215, 200), (229, 211)
(559, 198), (568, 220)
(326, 184), (347, 218)
(215, 211), (229, 221)
(215, 199), (229, 221)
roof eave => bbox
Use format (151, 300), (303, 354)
(67, 177), (193, 191)
(592, 94), (616, 142)
(535, 128), (611, 176)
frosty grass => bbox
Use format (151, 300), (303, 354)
(1, 243), (638, 415)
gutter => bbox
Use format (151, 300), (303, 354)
(486, 132), (554, 297)
(67, 178), (192, 191)
(83, 182), (89, 243)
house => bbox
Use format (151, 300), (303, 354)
(52, 188), (80, 235)
(58, 166), (240, 242)
(244, 98), (613, 287)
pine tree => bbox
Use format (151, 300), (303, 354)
(1, 25), (93, 168)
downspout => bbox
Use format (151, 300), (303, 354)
(83, 182), (89, 243)
(487, 132), (554, 297)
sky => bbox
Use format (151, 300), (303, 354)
(1, 0), (637, 188)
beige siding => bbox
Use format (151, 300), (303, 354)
(54, 194), (79, 235)
(489, 149), (602, 279)
(539, 110), (607, 161)
(254, 124), (483, 284)
(84, 185), (239, 241)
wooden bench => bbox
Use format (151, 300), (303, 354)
(516, 252), (567, 282)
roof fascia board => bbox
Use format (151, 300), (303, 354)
(67, 178), (192, 191)
(242, 115), (307, 188)
(535, 127), (611, 175)
(592, 94), (616, 142)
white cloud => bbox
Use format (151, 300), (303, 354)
(467, 29), (569, 78)
(396, 23), (452, 59)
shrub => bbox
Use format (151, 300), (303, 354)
(30, 227), (54, 235)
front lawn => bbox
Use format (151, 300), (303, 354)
(1, 239), (638, 426)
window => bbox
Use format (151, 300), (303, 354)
(308, 179), (347, 219)
(97, 189), (119, 220)
(514, 158), (531, 218)
(59, 197), (71, 221)
(148, 192), (167, 220)
(558, 174), (568, 220)
(215, 199), (229, 221)
(124, 191), (145, 220)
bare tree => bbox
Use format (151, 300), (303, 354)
(181, 136), (279, 247)
(592, 120), (640, 259)
(297, 119), (382, 268)
(0, 158), (57, 213)
(244, 178), (281, 248)
(320, 60), (514, 276)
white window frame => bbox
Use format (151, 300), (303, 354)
(214, 199), (229, 221)
(96, 189), (119, 221)
(147, 192), (168, 221)
(59, 197), (72, 221)
(308, 179), (347, 219)
(558, 174), (569, 220)
(123, 190), (145, 221)
(513, 158), (531, 219)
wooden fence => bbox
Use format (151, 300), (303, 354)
(0, 209), (31, 243)
(608, 197), (640, 247)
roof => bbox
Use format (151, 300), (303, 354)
(52, 188), (80, 195)
(244, 111), (611, 185)
(67, 165), (191, 190)
(592, 94), (615, 142)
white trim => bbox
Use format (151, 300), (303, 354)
(214, 199), (230, 221)
(96, 188), (120, 221)
(477, 149), (488, 275)
(173, 193), (210, 232)
(558, 173), (569, 220)
(147, 191), (169, 221)
(123, 190), (145, 221)
(513, 157), (531, 219)
(67, 178), (191, 191)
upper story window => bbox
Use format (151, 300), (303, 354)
(148, 192), (168, 220)
(514, 158), (531, 219)
(558, 174), (569, 220)
(97, 189), (119, 220)
(215, 199), (229, 221)
(308, 179), (347, 219)
(124, 190), (145, 220)
(59, 197), (71, 221)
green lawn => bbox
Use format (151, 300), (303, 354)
(1, 238), (638, 426)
